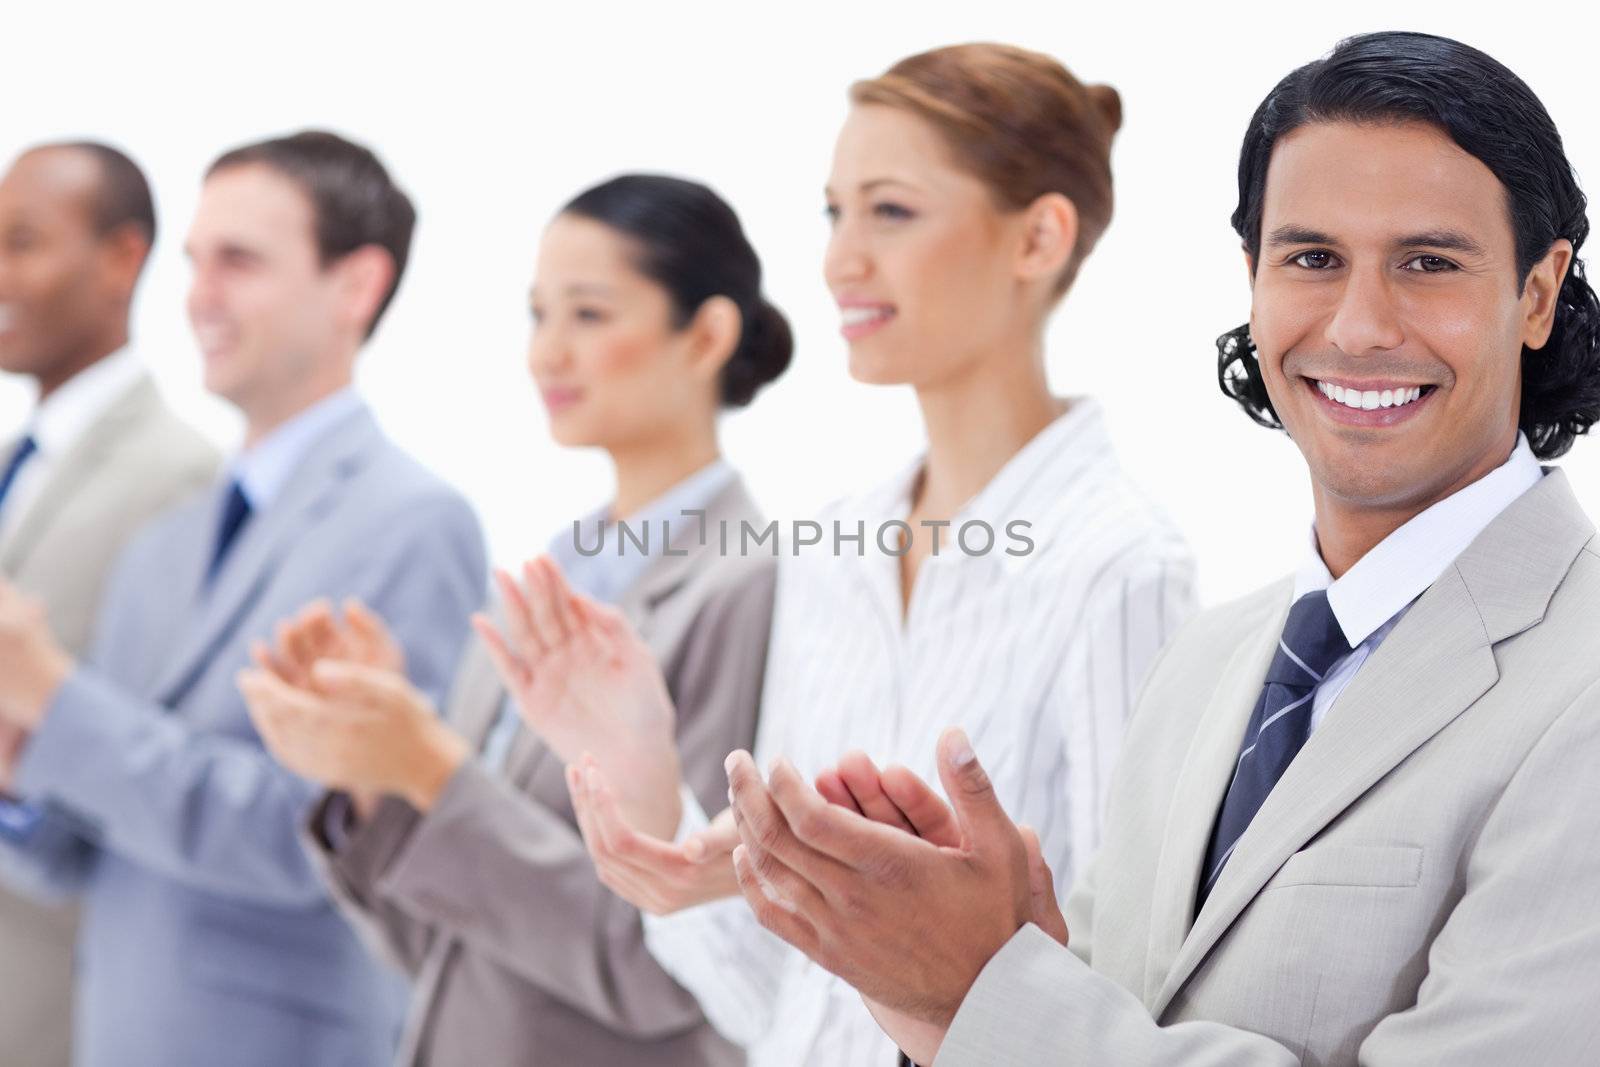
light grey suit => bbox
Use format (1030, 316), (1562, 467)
(0, 374), (217, 1067)
(0, 405), (487, 1067)
(307, 476), (774, 1066)
(940, 468), (1600, 1066)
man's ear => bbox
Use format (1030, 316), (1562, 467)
(97, 222), (152, 298)
(335, 245), (396, 336)
(1521, 238), (1573, 351)
(1015, 192), (1079, 287)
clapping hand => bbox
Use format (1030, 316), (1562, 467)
(474, 557), (684, 839)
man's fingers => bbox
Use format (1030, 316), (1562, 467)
(341, 598), (402, 668)
(730, 843), (824, 955)
(309, 659), (415, 712)
(934, 727), (1013, 855)
(1019, 825), (1069, 946)
(880, 764), (962, 848)
(733, 755), (886, 891)
(836, 751), (915, 834)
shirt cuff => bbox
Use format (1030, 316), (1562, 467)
(673, 782), (712, 845)
(0, 798), (45, 842)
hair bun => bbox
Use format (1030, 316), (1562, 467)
(1088, 84), (1123, 136)
(722, 297), (794, 408)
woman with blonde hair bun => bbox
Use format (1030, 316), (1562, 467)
(495, 42), (1197, 1066)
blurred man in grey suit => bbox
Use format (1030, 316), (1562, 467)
(710, 32), (1600, 1067)
(0, 141), (217, 1067)
(0, 131), (486, 1067)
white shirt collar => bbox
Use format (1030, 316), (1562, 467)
(25, 345), (145, 457)
(230, 386), (365, 510)
(1293, 433), (1544, 646)
(864, 396), (1108, 528)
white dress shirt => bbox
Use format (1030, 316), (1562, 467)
(643, 399), (1197, 1067)
(0, 345), (145, 541)
(1295, 433), (1544, 732)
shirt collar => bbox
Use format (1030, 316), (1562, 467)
(229, 386), (365, 510)
(547, 458), (736, 602)
(26, 345), (145, 457)
(1293, 433), (1545, 646)
(865, 397), (1108, 530)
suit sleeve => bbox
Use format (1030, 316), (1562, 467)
(338, 562), (776, 1039)
(939, 674), (1600, 1066)
(303, 791), (437, 976)
(7, 493), (486, 908)
(0, 801), (98, 901)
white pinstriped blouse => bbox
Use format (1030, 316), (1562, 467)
(643, 398), (1197, 1066)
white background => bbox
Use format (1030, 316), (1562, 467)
(4, 0), (1596, 606)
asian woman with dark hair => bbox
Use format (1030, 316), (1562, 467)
(238, 174), (790, 1067)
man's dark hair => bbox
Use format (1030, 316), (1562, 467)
(1216, 31), (1600, 459)
(28, 140), (157, 252)
(208, 130), (415, 339)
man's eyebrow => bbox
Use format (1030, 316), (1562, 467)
(1394, 229), (1488, 256)
(1264, 225), (1338, 247)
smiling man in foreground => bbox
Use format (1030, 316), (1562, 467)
(718, 31), (1600, 1065)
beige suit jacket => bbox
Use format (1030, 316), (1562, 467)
(941, 469), (1600, 1066)
(0, 374), (217, 1067)
(308, 476), (774, 1066)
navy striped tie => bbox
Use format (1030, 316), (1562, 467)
(0, 435), (39, 516)
(206, 480), (253, 583)
(1197, 590), (1351, 911)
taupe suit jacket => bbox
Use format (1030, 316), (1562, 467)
(941, 469), (1600, 1066)
(0, 375), (217, 1067)
(308, 477), (774, 1066)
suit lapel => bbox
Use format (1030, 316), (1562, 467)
(1140, 583), (1288, 1007)
(1152, 469), (1594, 1016)
(0, 377), (159, 572)
(151, 410), (382, 704)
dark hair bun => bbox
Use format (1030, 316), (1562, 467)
(722, 297), (793, 408)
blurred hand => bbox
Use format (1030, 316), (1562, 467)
(0, 720), (28, 793)
(251, 597), (405, 691)
(0, 578), (72, 730)
(565, 754), (739, 915)
(238, 661), (467, 812)
(476, 556), (683, 838)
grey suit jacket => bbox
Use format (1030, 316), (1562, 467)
(0, 405), (487, 1067)
(940, 468), (1600, 1066)
(307, 476), (774, 1067)
(0, 374), (217, 1067)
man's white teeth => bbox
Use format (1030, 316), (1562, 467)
(841, 306), (891, 327)
(1315, 380), (1424, 410)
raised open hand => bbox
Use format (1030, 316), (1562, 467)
(474, 556), (683, 838)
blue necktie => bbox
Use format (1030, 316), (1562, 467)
(1197, 590), (1352, 911)
(206, 480), (254, 583)
(0, 435), (40, 517)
